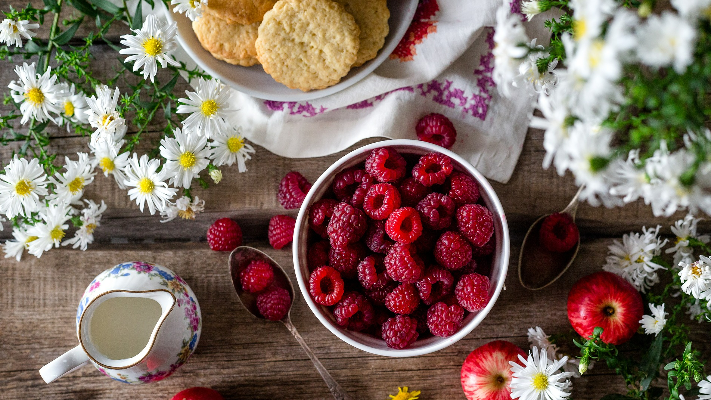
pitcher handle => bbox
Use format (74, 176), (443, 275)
(39, 345), (90, 383)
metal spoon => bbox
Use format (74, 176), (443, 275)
(518, 185), (584, 290)
(229, 246), (355, 400)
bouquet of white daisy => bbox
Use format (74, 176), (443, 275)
(0, 0), (255, 261)
(494, 0), (711, 216)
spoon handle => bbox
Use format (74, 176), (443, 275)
(283, 318), (355, 400)
(561, 184), (585, 219)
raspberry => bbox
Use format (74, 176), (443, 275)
(384, 242), (424, 283)
(412, 153), (454, 187)
(307, 240), (331, 270)
(447, 171), (480, 206)
(256, 286), (291, 321)
(459, 258), (479, 275)
(351, 173), (374, 208)
(416, 193), (456, 230)
(333, 168), (370, 204)
(539, 212), (579, 253)
(456, 204), (494, 247)
(366, 281), (397, 305)
(357, 255), (390, 290)
(329, 242), (367, 278)
(426, 302), (464, 337)
(363, 183), (402, 220)
(434, 231), (472, 270)
(411, 306), (431, 335)
(364, 220), (395, 254)
(385, 207), (423, 244)
(239, 260), (274, 293)
(381, 315), (419, 349)
(385, 283), (420, 315)
(398, 177), (431, 207)
(471, 236), (495, 258)
(206, 218), (243, 251)
(309, 198), (338, 237)
(455, 273), (490, 312)
(309, 266), (345, 306)
(412, 229), (438, 254)
(416, 266), (454, 305)
(278, 171), (312, 209)
(365, 147), (407, 183)
(327, 203), (368, 247)
(268, 215), (296, 250)
(333, 292), (375, 331)
(416, 113), (457, 149)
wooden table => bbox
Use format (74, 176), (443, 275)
(1, 4), (708, 399)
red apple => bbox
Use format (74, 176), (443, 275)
(461, 340), (526, 400)
(170, 387), (224, 400)
(567, 271), (643, 345)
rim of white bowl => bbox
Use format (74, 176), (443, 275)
(293, 139), (510, 357)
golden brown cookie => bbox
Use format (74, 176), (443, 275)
(334, 0), (390, 67)
(255, 0), (360, 92)
(203, 0), (277, 25)
(192, 13), (260, 67)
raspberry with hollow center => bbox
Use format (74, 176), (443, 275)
(278, 171), (312, 209)
(327, 202), (368, 247)
(365, 148), (407, 183)
(206, 218), (243, 251)
(333, 168), (369, 204)
(455, 273), (490, 312)
(364, 219), (395, 254)
(307, 240), (331, 270)
(412, 153), (454, 187)
(268, 215), (296, 250)
(381, 315), (419, 349)
(416, 113), (457, 149)
(357, 255), (390, 290)
(456, 204), (494, 247)
(385, 283), (420, 315)
(363, 183), (402, 220)
(447, 171), (480, 206)
(256, 286), (291, 321)
(333, 292), (375, 331)
(239, 260), (274, 293)
(329, 241), (367, 279)
(384, 242), (425, 283)
(427, 301), (464, 337)
(416, 193), (456, 230)
(434, 231), (473, 270)
(385, 207), (423, 244)
(351, 173), (374, 209)
(416, 266), (454, 305)
(539, 212), (579, 253)
(309, 198), (338, 237)
(309, 266), (345, 306)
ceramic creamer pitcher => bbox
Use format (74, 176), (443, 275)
(39, 261), (201, 384)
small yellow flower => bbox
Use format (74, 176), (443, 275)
(389, 386), (420, 400)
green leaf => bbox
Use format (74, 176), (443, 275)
(68, 0), (98, 17)
(53, 19), (83, 45)
(164, 101), (172, 120)
(89, 0), (121, 13)
(640, 333), (664, 391)
(132, 0), (143, 29)
(24, 40), (45, 53)
(159, 73), (179, 93)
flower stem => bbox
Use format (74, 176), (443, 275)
(123, 0), (133, 27)
(43, 0), (64, 73)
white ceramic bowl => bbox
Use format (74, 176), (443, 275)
(293, 139), (510, 357)
(168, 0), (418, 101)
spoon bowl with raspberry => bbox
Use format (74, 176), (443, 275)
(229, 246), (355, 400)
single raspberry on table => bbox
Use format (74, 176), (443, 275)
(256, 286), (291, 321)
(333, 292), (375, 331)
(447, 171), (480, 206)
(416, 193), (456, 230)
(307, 240), (331, 270)
(398, 176), (431, 207)
(455, 273), (490, 312)
(333, 168), (370, 204)
(456, 204), (494, 247)
(363, 183), (402, 220)
(365, 147), (407, 183)
(434, 231), (473, 270)
(278, 171), (312, 209)
(206, 218), (243, 251)
(268, 215), (296, 250)
(471, 236), (495, 258)
(384, 242), (425, 283)
(239, 260), (274, 293)
(309, 198), (338, 237)
(412, 153), (454, 187)
(385, 283), (420, 315)
(416, 266), (454, 305)
(427, 301), (464, 337)
(539, 212), (579, 253)
(381, 315), (419, 349)
(364, 220), (395, 254)
(416, 113), (457, 149)
(357, 255), (390, 290)
(327, 203), (368, 248)
(329, 242), (367, 279)
(366, 281), (398, 305)
(309, 266), (345, 306)
(385, 207), (423, 244)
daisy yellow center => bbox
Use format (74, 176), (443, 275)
(532, 372), (549, 391)
(50, 226), (65, 241)
(200, 99), (219, 117)
(11, 22), (18, 33)
(64, 100), (75, 117)
(15, 179), (32, 196)
(24, 235), (38, 248)
(589, 40), (604, 68)
(142, 37), (164, 56)
(179, 152), (197, 169)
(189, 0), (199, 8)
(573, 19), (586, 40)
(676, 236), (687, 245)
(635, 255), (644, 263)
(99, 157), (115, 173)
(227, 136), (244, 153)
(101, 114), (115, 127)
(25, 87), (45, 106)
(178, 208), (195, 220)
(691, 263), (703, 278)
(68, 177), (85, 194)
(138, 177), (155, 194)
(85, 223), (97, 234)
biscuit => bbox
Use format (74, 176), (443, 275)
(334, 0), (390, 67)
(203, 0), (277, 25)
(255, 0), (360, 92)
(193, 13), (260, 67)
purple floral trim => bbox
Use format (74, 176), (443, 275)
(264, 100), (328, 117)
(509, 0), (527, 20)
(345, 87), (415, 110)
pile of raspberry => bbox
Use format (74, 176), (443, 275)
(305, 147), (495, 349)
(238, 259), (292, 321)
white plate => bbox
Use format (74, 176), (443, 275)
(168, 0), (418, 102)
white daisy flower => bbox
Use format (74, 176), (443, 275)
(48, 153), (95, 204)
(171, 0), (207, 21)
(0, 19), (39, 47)
(603, 226), (667, 292)
(0, 155), (49, 218)
(609, 150), (650, 204)
(3, 225), (36, 261)
(160, 195), (205, 222)
(63, 199), (107, 250)
(568, 0), (616, 43)
(521, 1), (543, 20)
(119, 14), (180, 82)
(645, 148), (696, 217)
(639, 303), (667, 336)
(160, 127), (211, 189)
(510, 346), (574, 400)
(55, 83), (88, 128)
(666, 214), (711, 266)
(700, 376), (711, 400)
(210, 127), (255, 171)
(671, 0), (711, 19)
(512, 39), (558, 94)
(123, 153), (177, 215)
(530, 89), (571, 174)
(678, 257), (711, 300)
(26, 203), (71, 258)
(492, 6), (529, 94)
(90, 139), (130, 189)
(8, 62), (60, 124)
(85, 86), (127, 146)
(528, 327), (558, 361)
(176, 78), (235, 139)
(637, 12), (696, 74)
